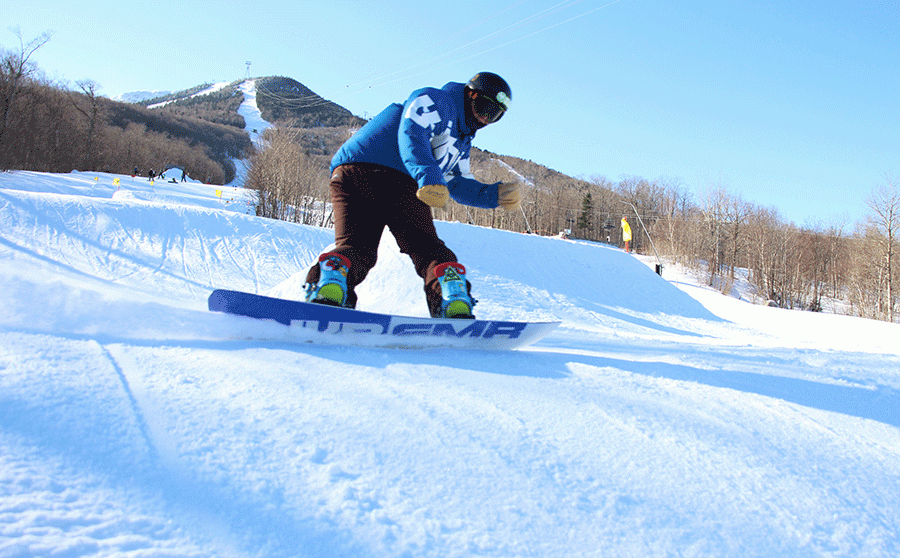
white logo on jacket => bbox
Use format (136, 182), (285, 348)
(431, 127), (465, 181)
(405, 93), (471, 181)
(404, 94), (441, 128)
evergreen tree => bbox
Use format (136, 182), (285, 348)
(577, 192), (594, 237)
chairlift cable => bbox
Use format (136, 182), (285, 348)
(333, 0), (623, 99)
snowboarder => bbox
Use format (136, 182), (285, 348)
(303, 72), (520, 319)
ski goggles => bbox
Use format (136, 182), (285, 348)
(472, 92), (506, 123)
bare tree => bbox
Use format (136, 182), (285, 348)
(746, 205), (782, 303)
(864, 176), (900, 322)
(68, 79), (104, 169)
(723, 193), (752, 283)
(245, 127), (330, 224)
(698, 186), (728, 287)
(655, 178), (691, 264)
(0, 28), (52, 161)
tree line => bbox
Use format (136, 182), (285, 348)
(624, 177), (898, 324)
(0, 30), (248, 183)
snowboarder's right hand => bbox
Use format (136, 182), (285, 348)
(417, 184), (449, 209)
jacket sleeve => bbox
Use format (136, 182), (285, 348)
(447, 176), (500, 209)
(446, 154), (499, 208)
(398, 87), (500, 209)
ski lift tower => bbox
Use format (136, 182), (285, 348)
(620, 200), (664, 276)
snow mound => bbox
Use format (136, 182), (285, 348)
(1, 169), (899, 558)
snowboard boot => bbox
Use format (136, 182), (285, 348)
(433, 262), (476, 319)
(305, 252), (352, 308)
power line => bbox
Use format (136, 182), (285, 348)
(339, 0), (533, 92)
(254, 80), (336, 111)
(332, 0), (630, 100)
(447, 0), (628, 67)
(359, 0), (588, 89)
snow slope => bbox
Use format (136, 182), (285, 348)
(237, 79), (274, 145)
(147, 81), (234, 109)
(1, 169), (899, 558)
(110, 90), (171, 104)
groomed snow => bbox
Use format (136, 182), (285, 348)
(1, 169), (898, 557)
(238, 79), (274, 145)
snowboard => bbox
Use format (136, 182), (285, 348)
(208, 289), (560, 350)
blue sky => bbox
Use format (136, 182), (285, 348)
(4, 0), (898, 225)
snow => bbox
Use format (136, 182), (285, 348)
(237, 79), (273, 146)
(225, 79), (274, 189)
(147, 81), (233, 109)
(110, 90), (172, 104)
(1, 168), (899, 558)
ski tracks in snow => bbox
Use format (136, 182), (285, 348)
(0, 332), (219, 556)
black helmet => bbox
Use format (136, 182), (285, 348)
(465, 72), (511, 121)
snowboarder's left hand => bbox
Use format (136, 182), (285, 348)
(498, 182), (521, 211)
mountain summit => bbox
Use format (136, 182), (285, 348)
(130, 76), (365, 129)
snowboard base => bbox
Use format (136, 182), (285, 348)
(208, 289), (559, 350)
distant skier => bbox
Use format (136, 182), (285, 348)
(303, 72), (519, 319)
(621, 217), (632, 253)
(148, 168), (155, 182)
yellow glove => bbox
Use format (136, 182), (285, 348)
(498, 182), (521, 211)
(416, 184), (449, 209)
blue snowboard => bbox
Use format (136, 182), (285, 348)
(208, 289), (560, 350)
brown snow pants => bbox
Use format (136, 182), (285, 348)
(304, 163), (462, 314)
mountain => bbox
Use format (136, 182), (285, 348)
(129, 76), (366, 129)
(101, 76), (366, 185)
(1, 169), (899, 557)
(253, 76), (367, 128)
(110, 90), (172, 103)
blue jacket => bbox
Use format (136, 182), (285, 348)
(330, 82), (500, 209)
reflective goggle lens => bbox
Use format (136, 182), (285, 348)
(473, 94), (505, 123)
